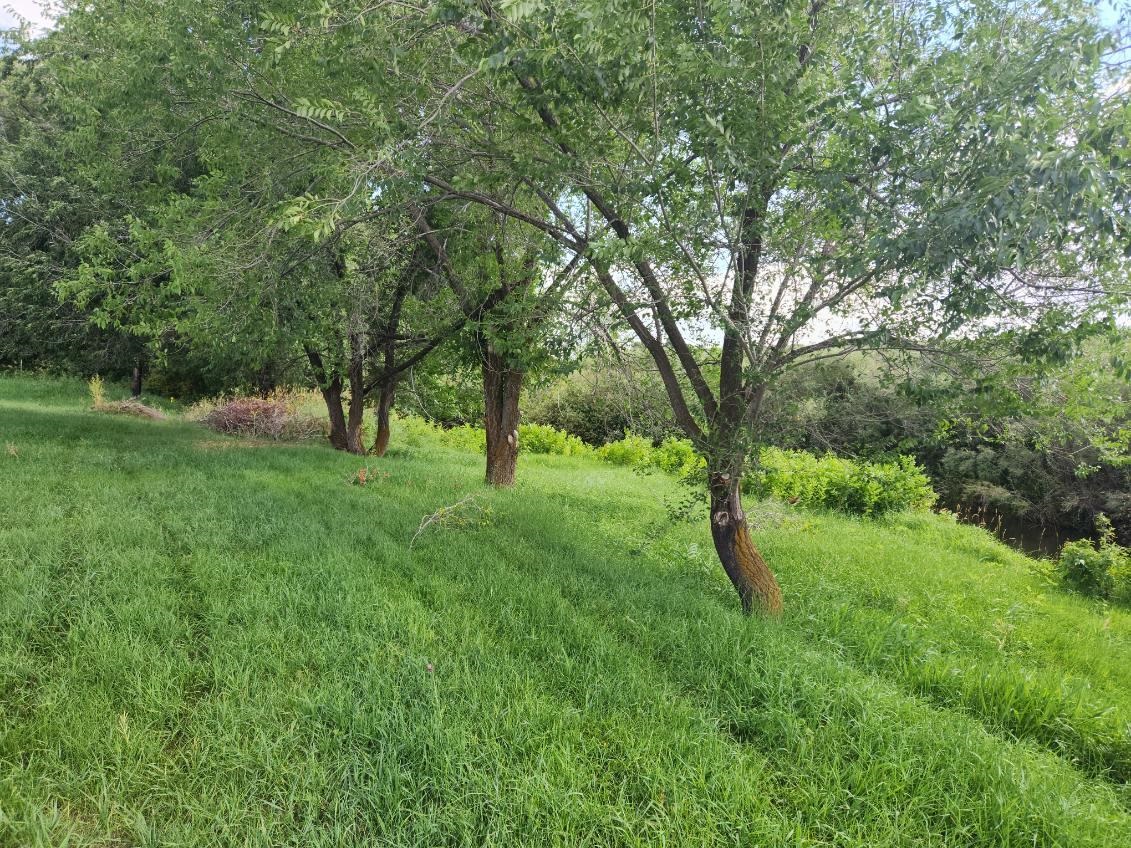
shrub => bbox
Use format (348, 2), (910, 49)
(392, 413), (446, 448)
(597, 433), (654, 467)
(1057, 516), (1131, 601)
(383, 414), (487, 453)
(198, 395), (323, 441)
(1114, 556), (1131, 605)
(650, 436), (706, 479)
(436, 423), (487, 454)
(524, 357), (680, 445)
(518, 423), (590, 456)
(746, 447), (937, 517)
(87, 375), (105, 408)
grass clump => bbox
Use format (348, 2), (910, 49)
(86, 374), (105, 408)
(86, 374), (166, 420)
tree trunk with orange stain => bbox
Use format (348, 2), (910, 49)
(708, 471), (783, 616)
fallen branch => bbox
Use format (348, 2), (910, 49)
(410, 494), (489, 548)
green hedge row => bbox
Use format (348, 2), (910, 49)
(398, 415), (937, 517)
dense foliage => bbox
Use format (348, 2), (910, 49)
(746, 448), (938, 517)
(517, 338), (1131, 545)
(396, 412), (935, 518)
(1058, 517), (1131, 603)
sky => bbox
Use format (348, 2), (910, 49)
(0, 1), (54, 33)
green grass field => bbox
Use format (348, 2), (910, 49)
(1, 375), (1129, 847)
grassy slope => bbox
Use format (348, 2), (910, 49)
(1, 374), (1129, 847)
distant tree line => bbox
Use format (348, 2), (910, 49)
(510, 338), (1131, 548)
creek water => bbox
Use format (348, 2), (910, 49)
(946, 502), (1087, 559)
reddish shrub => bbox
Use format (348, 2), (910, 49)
(200, 397), (323, 441)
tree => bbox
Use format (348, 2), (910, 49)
(410, 201), (575, 483)
(0, 29), (149, 381)
(373, 0), (1129, 613)
(82, 0), (1125, 611)
(16, 1), (472, 455)
(11, 0), (1129, 616)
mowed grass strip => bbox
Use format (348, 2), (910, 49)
(0, 375), (1128, 846)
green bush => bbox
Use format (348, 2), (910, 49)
(746, 448), (937, 517)
(597, 433), (654, 467)
(1057, 516), (1131, 602)
(519, 423), (591, 456)
(391, 413), (443, 448)
(396, 416), (591, 458)
(649, 436), (706, 479)
(1115, 558), (1131, 605)
(394, 416), (932, 523)
(524, 357), (681, 445)
(438, 423), (487, 454)
(393, 415), (487, 453)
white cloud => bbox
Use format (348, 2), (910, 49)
(1, 1), (55, 33)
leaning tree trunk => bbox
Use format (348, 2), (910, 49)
(372, 381), (396, 457)
(709, 472), (783, 615)
(307, 348), (350, 451)
(481, 345), (523, 487)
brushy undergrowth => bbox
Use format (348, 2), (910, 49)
(190, 391), (326, 441)
(1058, 515), (1131, 603)
(402, 416), (928, 517)
(86, 375), (166, 420)
(4, 376), (1128, 847)
(746, 447), (938, 516)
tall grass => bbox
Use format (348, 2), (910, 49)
(1, 375), (1128, 846)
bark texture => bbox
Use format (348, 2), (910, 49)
(321, 376), (349, 451)
(307, 349), (349, 451)
(481, 344), (523, 487)
(372, 382), (396, 457)
(709, 473), (783, 616)
(344, 339), (366, 455)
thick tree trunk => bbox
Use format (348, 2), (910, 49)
(255, 363), (276, 396)
(345, 403), (365, 454)
(372, 381), (396, 457)
(709, 472), (783, 616)
(344, 344), (366, 455)
(481, 345), (523, 487)
(130, 358), (144, 398)
(307, 347), (349, 451)
(320, 376), (349, 451)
